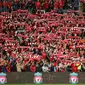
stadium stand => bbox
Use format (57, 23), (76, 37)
(0, 0), (85, 73)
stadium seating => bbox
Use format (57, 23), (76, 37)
(0, 8), (85, 72)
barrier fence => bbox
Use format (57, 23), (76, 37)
(0, 72), (85, 84)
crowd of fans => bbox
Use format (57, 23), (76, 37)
(0, 0), (85, 73)
(0, 0), (81, 13)
(0, 9), (85, 72)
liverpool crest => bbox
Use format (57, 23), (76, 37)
(69, 72), (78, 84)
(34, 72), (43, 84)
(0, 72), (7, 84)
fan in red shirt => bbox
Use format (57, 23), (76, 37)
(59, 0), (65, 9)
(3, 0), (7, 7)
(71, 61), (78, 72)
(41, 52), (46, 59)
(61, 67), (65, 72)
(54, 0), (59, 9)
(30, 63), (36, 72)
(8, 1), (12, 9)
(44, 1), (49, 9)
(6, 62), (12, 72)
(15, 0), (19, 4)
(35, 1), (41, 9)
(0, 0), (2, 7)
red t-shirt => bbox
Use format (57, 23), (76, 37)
(71, 63), (78, 72)
(61, 0), (65, 6)
(80, 0), (85, 3)
(56, 69), (59, 72)
(15, 0), (19, 4)
(50, 55), (54, 61)
(35, 1), (41, 9)
(0, 1), (2, 7)
(30, 65), (36, 72)
(3, 1), (7, 7)
(8, 1), (12, 8)
(71, 63), (75, 67)
(6, 66), (12, 72)
(54, 2), (59, 9)
(45, 3), (49, 9)
(72, 66), (78, 72)
(59, 1), (63, 9)
(61, 68), (65, 72)
(54, 62), (57, 66)
(42, 52), (46, 59)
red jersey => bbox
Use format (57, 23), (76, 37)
(61, 68), (65, 72)
(6, 66), (12, 72)
(8, 1), (12, 8)
(15, 0), (19, 4)
(0, 1), (2, 7)
(45, 2), (49, 9)
(56, 68), (59, 72)
(71, 63), (75, 67)
(59, 1), (63, 9)
(58, 0), (65, 9)
(42, 52), (46, 59)
(72, 66), (78, 72)
(3, 1), (7, 7)
(35, 1), (41, 9)
(71, 63), (78, 72)
(30, 65), (36, 72)
(54, 2), (59, 9)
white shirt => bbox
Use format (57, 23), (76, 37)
(42, 66), (49, 72)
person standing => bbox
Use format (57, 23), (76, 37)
(44, 1), (49, 12)
(0, 0), (2, 12)
(2, 63), (7, 73)
(42, 64), (49, 72)
(54, 0), (59, 10)
(3, 0), (8, 12)
(8, 0), (12, 12)
(35, 0), (41, 10)
(26, 0), (33, 13)
(13, 0), (19, 11)
(74, 0), (79, 10)
(49, 0), (54, 10)
(71, 61), (78, 72)
(30, 62), (36, 72)
(79, 0), (85, 12)
(63, 0), (74, 10)
(16, 61), (22, 72)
